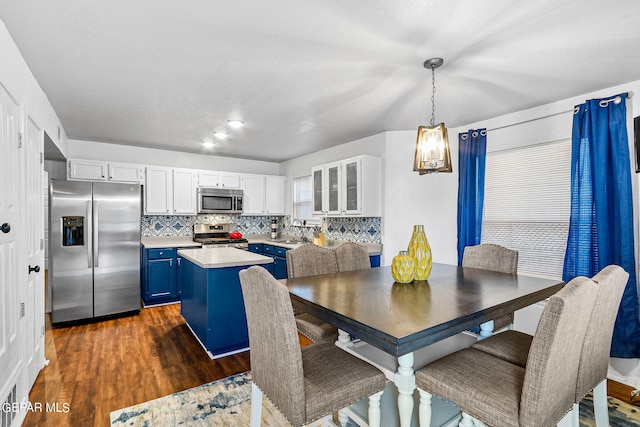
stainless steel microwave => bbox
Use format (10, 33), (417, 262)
(197, 187), (243, 214)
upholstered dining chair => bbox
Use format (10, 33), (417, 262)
(334, 242), (371, 272)
(239, 266), (386, 427)
(462, 243), (519, 333)
(414, 275), (599, 427)
(286, 244), (339, 343)
(471, 265), (629, 427)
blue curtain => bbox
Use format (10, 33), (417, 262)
(457, 129), (487, 265)
(563, 93), (640, 358)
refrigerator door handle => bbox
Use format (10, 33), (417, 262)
(86, 200), (93, 268)
(93, 200), (99, 268)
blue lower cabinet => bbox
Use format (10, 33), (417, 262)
(369, 255), (381, 268)
(248, 243), (263, 253)
(249, 243), (288, 279)
(141, 247), (186, 306)
(176, 254), (184, 296)
(271, 246), (288, 279)
(147, 257), (175, 298)
(274, 256), (288, 279)
(262, 261), (275, 275)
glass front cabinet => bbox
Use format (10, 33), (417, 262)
(311, 155), (381, 217)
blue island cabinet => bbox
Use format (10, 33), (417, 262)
(179, 248), (273, 358)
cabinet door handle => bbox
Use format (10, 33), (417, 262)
(169, 259), (173, 267)
(1, 223), (10, 233)
(29, 265), (40, 274)
(177, 258), (181, 267)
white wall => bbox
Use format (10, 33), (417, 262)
(0, 20), (68, 155)
(67, 139), (280, 175)
(381, 130), (459, 266)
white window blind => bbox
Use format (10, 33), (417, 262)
(482, 139), (572, 279)
(293, 175), (312, 220)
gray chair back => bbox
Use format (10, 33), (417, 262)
(334, 242), (371, 272)
(519, 276), (598, 427)
(576, 265), (629, 400)
(286, 244), (338, 278)
(462, 243), (518, 275)
(239, 266), (306, 427)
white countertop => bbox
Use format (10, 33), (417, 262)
(141, 234), (382, 256)
(141, 236), (201, 248)
(178, 247), (274, 269)
(245, 234), (382, 255)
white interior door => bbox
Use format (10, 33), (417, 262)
(24, 114), (45, 389)
(0, 84), (26, 418)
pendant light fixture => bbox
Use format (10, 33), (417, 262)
(413, 58), (452, 175)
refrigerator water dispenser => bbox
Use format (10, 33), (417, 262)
(62, 216), (84, 246)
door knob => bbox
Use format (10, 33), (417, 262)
(1, 223), (10, 233)
(29, 265), (40, 274)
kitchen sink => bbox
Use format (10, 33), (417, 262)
(269, 239), (303, 244)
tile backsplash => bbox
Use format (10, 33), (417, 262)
(141, 215), (381, 243)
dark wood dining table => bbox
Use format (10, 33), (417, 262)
(282, 263), (564, 427)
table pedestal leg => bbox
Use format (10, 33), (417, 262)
(395, 352), (415, 427)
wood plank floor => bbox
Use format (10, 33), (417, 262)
(25, 303), (300, 427)
(24, 301), (637, 426)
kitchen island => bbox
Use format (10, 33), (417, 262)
(177, 247), (273, 359)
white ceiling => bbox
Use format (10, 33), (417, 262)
(2, 1), (640, 163)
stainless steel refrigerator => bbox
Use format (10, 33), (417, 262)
(50, 180), (141, 324)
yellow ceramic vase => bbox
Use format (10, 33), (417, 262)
(391, 251), (416, 283)
(408, 225), (432, 280)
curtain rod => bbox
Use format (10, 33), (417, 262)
(485, 93), (631, 133)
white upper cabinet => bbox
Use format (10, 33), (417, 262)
(198, 171), (218, 187)
(264, 175), (285, 215)
(241, 174), (286, 215)
(172, 169), (197, 214)
(68, 159), (107, 181)
(312, 155), (381, 217)
(312, 161), (341, 215)
(241, 175), (266, 214)
(199, 171), (241, 189)
(108, 162), (144, 183)
(219, 172), (241, 189)
(68, 159), (143, 183)
(70, 158), (284, 216)
(341, 157), (362, 215)
(144, 166), (172, 215)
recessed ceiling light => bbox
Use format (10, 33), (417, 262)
(202, 138), (215, 148)
(213, 131), (228, 139)
(227, 120), (245, 128)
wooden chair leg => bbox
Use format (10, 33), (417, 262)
(593, 380), (609, 427)
(251, 382), (263, 427)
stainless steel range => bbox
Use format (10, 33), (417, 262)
(193, 223), (248, 250)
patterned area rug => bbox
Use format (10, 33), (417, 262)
(110, 372), (640, 426)
(579, 393), (640, 427)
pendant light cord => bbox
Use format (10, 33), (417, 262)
(430, 65), (437, 127)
